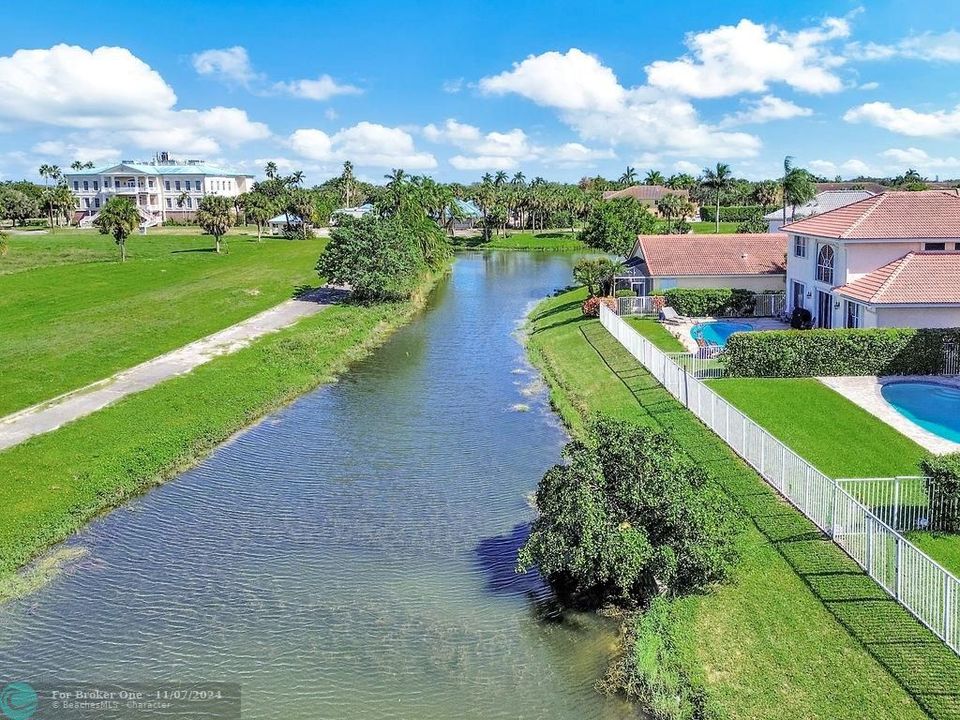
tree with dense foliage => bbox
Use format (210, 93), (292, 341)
(573, 257), (621, 296)
(264, 161), (279, 180)
(317, 215), (425, 301)
(0, 186), (40, 227)
(518, 416), (740, 608)
(701, 163), (734, 233)
(752, 180), (781, 208)
(93, 196), (139, 262)
(579, 197), (658, 255)
(340, 161), (355, 207)
(736, 209), (769, 234)
(196, 195), (234, 253)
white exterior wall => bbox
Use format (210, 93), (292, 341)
(66, 164), (252, 222)
(656, 275), (785, 292)
(876, 306), (960, 328)
(785, 232), (960, 329)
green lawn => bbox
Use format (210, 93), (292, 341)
(452, 231), (586, 251)
(690, 221), (739, 234)
(528, 287), (959, 720)
(706, 378), (928, 478)
(0, 274), (438, 595)
(0, 230), (325, 416)
(625, 317), (686, 351)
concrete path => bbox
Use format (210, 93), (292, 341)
(0, 288), (345, 451)
(819, 374), (960, 455)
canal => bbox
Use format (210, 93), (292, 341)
(0, 252), (636, 719)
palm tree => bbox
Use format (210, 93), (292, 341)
(618, 166), (637, 186)
(341, 161), (354, 208)
(244, 192), (274, 242)
(666, 173), (696, 190)
(385, 168), (407, 188)
(52, 184), (77, 227)
(38, 164), (53, 187)
(196, 195), (234, 253)
(70, 160), (84, 171)
(264, 161), (279, 180)
(511, 171), (526, 187)
(701, 162), (733, 233)
(782, 157), (816, 225)
(752, 180), (781, 208)
(176, 190), (190, 213)
(494, 170), (508, 187)
(289, 170), (305, 186)
(644, 170), (666, 186)
(93, 196), (140, 262)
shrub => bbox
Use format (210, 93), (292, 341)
(615, 289), (638, 298)
(574, 257), (620, 297)
(736, 210), (769, 234)
(659, 288), (761, 317)
(698, 205), (777, 222)
(582, 296), (617, 317)
(920, 453), (960, 533)
(518, 415), (741, 608)
(724, 327), (960, 377)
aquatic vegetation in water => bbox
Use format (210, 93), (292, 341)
(0, 546), (88, 603)
(511, 403), (531, 412)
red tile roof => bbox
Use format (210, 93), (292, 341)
(783, 190), (960, 239)
(633, 233), (786, 277)
(602, 185), (690, 202)
(834, 252), (960, 305)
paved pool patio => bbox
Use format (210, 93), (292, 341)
(667, 317), (790, 354)
(819, 375), (960, 455)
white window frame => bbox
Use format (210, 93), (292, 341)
(845, 300), (864, 329)
(816, 244), (835, 285)
(794, 235), (807, 258)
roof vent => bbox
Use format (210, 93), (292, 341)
(741, 252), (748, 259)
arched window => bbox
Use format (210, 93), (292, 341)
(817, 245), (835, 284)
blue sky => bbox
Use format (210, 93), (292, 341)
(1, 0), (959, 184)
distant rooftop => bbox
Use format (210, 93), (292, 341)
(602, 185), (690, 202)
(765, 190), (876, 222)
(66, 155), (252, 177)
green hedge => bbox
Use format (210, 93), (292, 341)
(654, 288), (768, 316)
(724, 328), (960, 377)
(920, 454), (960, 533)
(698, 205), (778, 222)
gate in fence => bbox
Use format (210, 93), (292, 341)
(598, 302), (960, 656)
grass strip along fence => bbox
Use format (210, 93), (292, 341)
(599, 303), (960, 657)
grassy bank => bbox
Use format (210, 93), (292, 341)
(0, 231), (324, 416)
(527, 287), (960, 719)
(452, 231), (586, 251)
(690, 221), (739, 234)
(0, 270), (442, 596)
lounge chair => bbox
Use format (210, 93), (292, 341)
(659, 306), (683, 325)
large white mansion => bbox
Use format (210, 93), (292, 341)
(65, 152), (254, 228)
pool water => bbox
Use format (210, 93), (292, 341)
(881, 381), (960, 444)
(690, 321), (754, 347)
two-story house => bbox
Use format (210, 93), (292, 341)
(65, 152), (254, 228)
(783, 191), (960, 329)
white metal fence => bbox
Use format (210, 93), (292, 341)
(839, 476), (960, 533)
(946, 343), (960, 376)
(599, 303), (960, 656)
(618, 296), (658, 316)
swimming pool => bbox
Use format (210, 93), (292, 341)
(690, 321), (754, 347)
(881, 381), (960, 444)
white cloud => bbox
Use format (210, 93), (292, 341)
(0, 45), (270, 156)
(194, 45), (360, 102)
(841, 158), (871, 175)
(290, 122), (437, 169)
(192, 46), (258, 85)
(32, 140), (118, 164)
(844, 102), (960, 137)
(859, 81), (879, 90)
(809, 159), (838, 174)
(673, 160), (701, 174)
(809, 158), (872, 177)
(720, 95), (813, 126)
(423, 118), (613, 170)
(479, 48), (626, 112)
(849, 31), (960, 63)
(273, 75), (361, 101)
(442, 78), (464, 94)
(880, 147), (960, 174)
(478, 49), (761, 160)
(645, 17), (850, 98)
(324, 108), (338, 120)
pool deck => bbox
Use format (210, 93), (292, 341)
(818, 375), (960, 455)
(668, 317), (789, 353)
